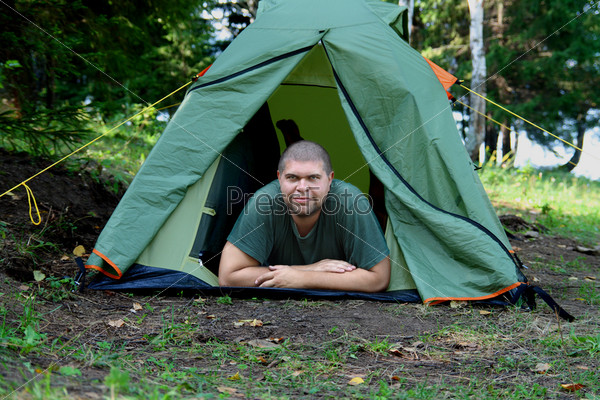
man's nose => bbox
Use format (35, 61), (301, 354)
(297, 178), (308, 191)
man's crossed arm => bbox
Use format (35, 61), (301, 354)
(218, 241), (391, 293)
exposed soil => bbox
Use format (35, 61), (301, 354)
(0, 151), (599, 398)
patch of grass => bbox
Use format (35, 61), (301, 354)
(363, 336), (393, 355)
(577, 282), (600, 307)
(571, 332), (600, 356)
(216, 294), (233, 305)
(481, 167), (600, 245)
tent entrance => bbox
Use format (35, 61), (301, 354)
(135, 43), (387, 282)
(267, 44), (371, 193)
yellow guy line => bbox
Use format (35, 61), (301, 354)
(461, 84), (584, 153)
(0, 81), (191, 200)
(455, 99), (577, 168)
(155, 102), (181, 112)
(23, 184), (41, 225)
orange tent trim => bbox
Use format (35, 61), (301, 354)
(424, 281), (524, 305)
(85, 249), (123, 280)
(423, 57), (458, 100)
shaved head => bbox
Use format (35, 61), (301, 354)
(278, 140), (332, 174)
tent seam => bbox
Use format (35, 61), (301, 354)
(321, 43), (518, 269)
(189, 45), (317, 93)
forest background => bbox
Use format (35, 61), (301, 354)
(1, 0), (599, 182)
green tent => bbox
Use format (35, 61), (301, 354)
(86, 0), (560, 310)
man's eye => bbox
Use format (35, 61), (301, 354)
(310, 176), (319, 180)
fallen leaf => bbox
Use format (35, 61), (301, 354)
(389, 348), (403, 357)
(108, 319), (124, 328)
(450, 300), (467, 308)
(389, 347), (419, 360)
(575, 365), (589, 370)
(234, 319), (263, 327)
(73, 245), (86, 257)
(479, 310), (492, 315)
(560, 383), (585, 392)
(206, 314), (216, 319)
(33, 270), (45, 282)
(391, 375), (401, 381)
(247, 339), (278, 348)
(60, 255), (70, 261)
(217, 386), (238, 395)
(35, 368), (44, 374)
(533, 276), (540, 282)
(256, 356), (268, 364)
(568, 276), (578, 281)
(132, 302), (143, 311)
(19, 285), (30, 291)
(227, 372), (241, 381)
(584, 276), (596, 281)
(348, 377), (364, 386)
(268, 337), (285, 343)
(453, 341), (480, 351)
(533, 363), (551, 374)
(291, 370), (304, 377)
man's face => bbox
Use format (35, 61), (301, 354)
(277, 159), (334, 217)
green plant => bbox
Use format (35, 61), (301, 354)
(0, 107), (91, 158)
(571, 332), (600, 356)
(578, 282), (600, 306)
(0, 221), (7, 240)
(12, 234), (59, 266)
(104, 366), (130, 398)
(217, 295), (233, 305)
(36, 276), (77, 302)
(364, 336), (392, 355)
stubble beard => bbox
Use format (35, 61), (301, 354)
(286, 196), (321, 217)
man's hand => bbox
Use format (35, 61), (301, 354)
(292, 259), (356, 273)
(254, 265), (300, 288)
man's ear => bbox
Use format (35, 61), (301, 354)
(277, 170), (281, 179)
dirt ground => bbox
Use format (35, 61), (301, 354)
(1, 151), (599, 398)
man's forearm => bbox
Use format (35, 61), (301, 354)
(292, 268), (387, 292)
(255, 259), (390, 293)
(219, 265), (270, 287)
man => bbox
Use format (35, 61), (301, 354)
(218, 140), (390, 292)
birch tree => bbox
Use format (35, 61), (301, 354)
(466, 0), (486, 162)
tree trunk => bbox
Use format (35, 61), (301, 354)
(484, 113), (498, 164)
(560, 120), (586, 172)
(500, 119), (514, 167)
(466, 0), (486, 163)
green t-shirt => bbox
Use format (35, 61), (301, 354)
(227, 179), (389, 270)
